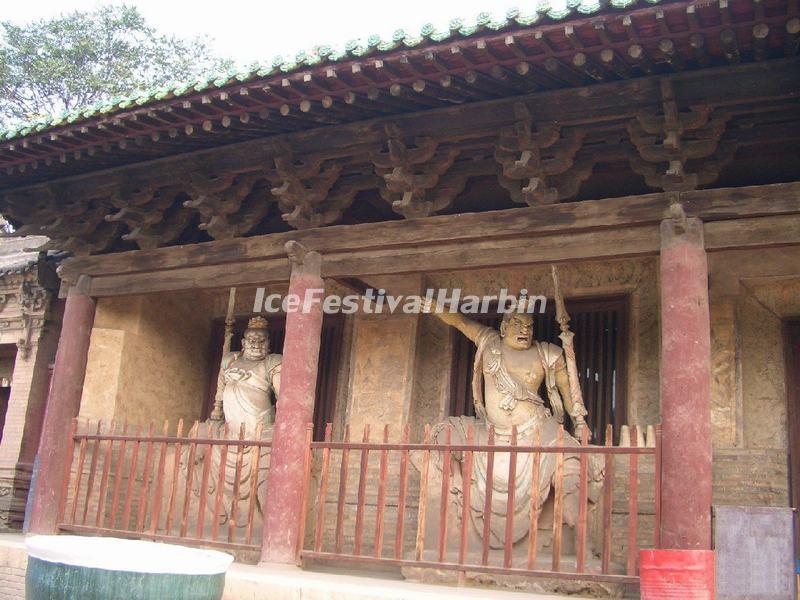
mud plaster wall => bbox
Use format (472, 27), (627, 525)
(80, 291), (214, 425)
(707, 247), (800, 508)
(345, 313), (419, 439)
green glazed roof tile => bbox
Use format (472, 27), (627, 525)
(448, 17), (464, 31)
(429, 29), (452, 42)
(578, 0), (604, 14)
(402, 35), (425, 47)
(1, 0), (667, 142)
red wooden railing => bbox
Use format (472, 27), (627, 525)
(57, 417), (662, 585)
(299, 422), (662, 585)
(57, 418), (271, 552)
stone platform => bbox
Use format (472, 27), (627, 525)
(0, 533), (596, 600)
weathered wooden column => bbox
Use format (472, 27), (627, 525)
(261, 241), (324, 564)
(28, 279), (95, 533)
(659, 214), (713, 550)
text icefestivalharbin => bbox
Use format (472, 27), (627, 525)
(252, 287), (548, 315)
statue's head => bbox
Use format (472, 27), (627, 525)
(500, 311), (534, 350)
(242, 316), (269, 360)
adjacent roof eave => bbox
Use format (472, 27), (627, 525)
(0, 0), (672, 143)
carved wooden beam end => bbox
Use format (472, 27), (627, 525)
(285, 240), (322, 273)
(494, 104), (590, 205)
(373, 123), (463, 218)
(627, 79), (736, 193)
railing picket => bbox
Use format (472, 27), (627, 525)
(437, 425), (452, 563)
(57, 418), (78, 527)
(165, 419), (185, 535)
(296, 424), (315, 564)
(459, 425), (475, 567)
(244, 422), (265, 546)
(334, 424), (351, 554)
(654, 424), (662, 549)
(526, 427), (542, 570)
(121, 424), (142, 530)
(576, 426), (590, 572)
(81, 421), (103, 525)
(394, 424), (410, 560)
(374, 425), (390, 558)
(136, 421), (157, 532)
(414, 424), (432, 561)
(227, 423), (246, 543)
(69, 422), (89, 525)
(601, 424), (614, 574)
(353, 424), (371, 555)
(148, 420), (170, 535)
(551, 425), (565, 572)
(314, 423), (333, 552)
(95, 420), (116, 528)
(181, 421), (201, 539)
(196, 421), (215, 540)
(211, 423), (229, 542)
(627, 425), (639, 576)
(481, 425), (495, 566)
(503, 425), (518, 569)
(109, 420), (129, 529)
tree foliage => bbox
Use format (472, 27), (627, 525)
(0, 5), (233, 127)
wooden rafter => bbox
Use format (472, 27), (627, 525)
(3, 0), (799, 187)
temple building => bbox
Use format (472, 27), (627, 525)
(0, 237), (62, 532)
(0, 0), (798, 597)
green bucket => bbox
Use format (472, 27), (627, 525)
(26, 536), (233, 600)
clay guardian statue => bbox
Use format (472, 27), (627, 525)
(216, 315), (282, 432)
(161, 315), (282, 538)
(419, 290), (603, 559)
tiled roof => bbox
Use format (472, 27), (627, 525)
(0, 236), (48, 276)
(0, 0), (662, 142)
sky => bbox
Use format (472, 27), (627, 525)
(1, 1), (568, 69)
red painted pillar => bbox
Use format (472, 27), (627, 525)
(261, 242), (324, 564)
(28, 281), (95, 533)
(659, 216), (713, 550)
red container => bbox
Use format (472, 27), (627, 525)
(639, 549), (715, 600)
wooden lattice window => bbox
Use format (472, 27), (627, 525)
(449, 296), (628, 444)
(205, 315), (345, 441)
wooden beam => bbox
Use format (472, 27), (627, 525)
(704, 214), (800, 251)
(84, 225), (660, 296)
(81, 212), (800, 297)
(56, 181), (800, 297)
(60, 180), (800, 280)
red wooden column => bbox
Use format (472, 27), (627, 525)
(28, 280), (96, 533)
(261, 241), (324, 564)
(659, 216), (713, 550)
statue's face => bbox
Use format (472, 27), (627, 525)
(241, 329), (268, 360)
(500, 313), (534, 350)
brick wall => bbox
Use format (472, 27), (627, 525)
(0, 534), (26, 600)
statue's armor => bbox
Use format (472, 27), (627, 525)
(472, 327), (566, 426)
(220, 351), (282, 431)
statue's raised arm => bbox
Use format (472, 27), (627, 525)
(421, 296), (487, 344)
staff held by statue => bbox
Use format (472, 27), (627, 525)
(550, 265), (589, 438)
(210, 287), (236, 421)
